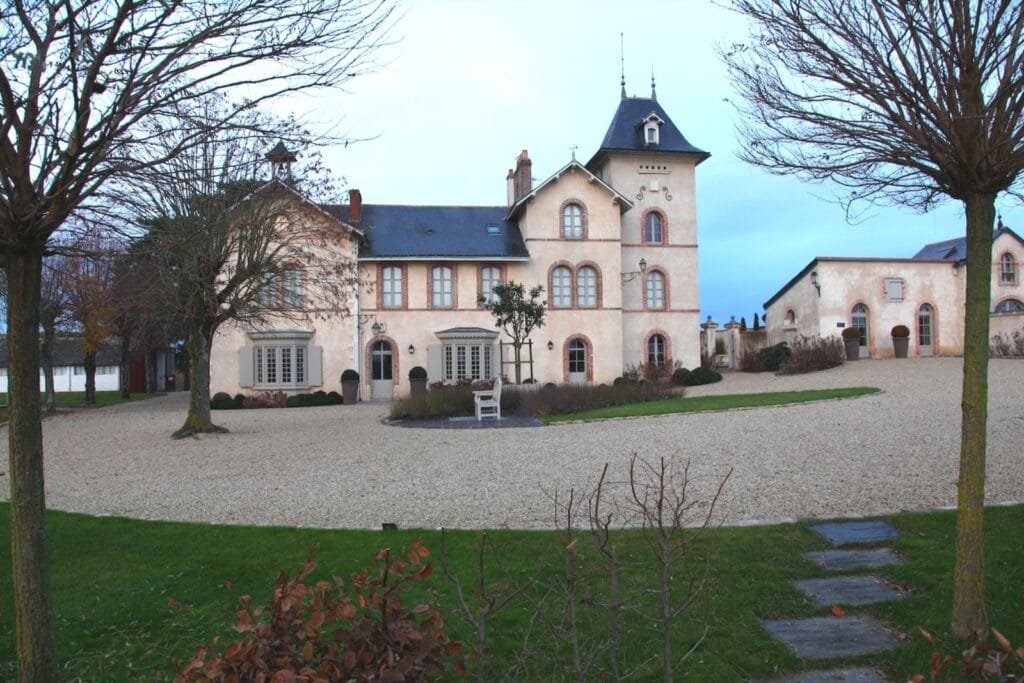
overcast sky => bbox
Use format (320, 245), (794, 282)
(280, 0), (1022, 324)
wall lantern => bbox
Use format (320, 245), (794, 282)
(371, 321), (383, 336)
(621, 258), (649, 283)
(810, 270), (821, 296)
(547, 340), (554, 351)
(408, 344), (415, 355)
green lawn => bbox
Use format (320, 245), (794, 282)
(1, 503), (1020, 680)
(542, 386), (881, 423)
(0, 390), (159, 414)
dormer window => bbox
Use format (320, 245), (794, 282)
(639, 112), (665, 146)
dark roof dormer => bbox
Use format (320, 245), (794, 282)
(587, 95), (709, 170)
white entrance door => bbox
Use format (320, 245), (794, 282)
(370, 340), (394, 400)
(918, 304), (933, 357)
(567, 339), (587, 384)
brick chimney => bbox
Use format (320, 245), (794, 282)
(348, 188), (362, 223)
(512, 150), (532, 204)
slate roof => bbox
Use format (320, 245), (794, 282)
(587, 96), (710, 168)
(323, 204), (529, 260)
(0, 336), (122, 368)
(913, 225), (1024, 262)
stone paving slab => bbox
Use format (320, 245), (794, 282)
(762, 616), (899, 659)
(762, 668), (888, 682)
(805, 548), (901, 571)
(812, 521), (899, 546)
(794, 576), (906, 606)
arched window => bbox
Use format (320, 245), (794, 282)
(645, 270), (666, 310)
(381, 265), (403, 309)
(994, 298), (1024, 313)
(918, 304), (933, 347)
(576, 266), (597, 308)
(1000, 253), (1018, 285)
(561, 203), (584, 239)
(784, 309), (796, 326)
(851, 303), (869, 347)
(431, 266), (453, 308)
(551, 266), (573, 308)
(647, 334), (667, 367)
(480, 266), (501, 305)
(644, 211), (664, 244)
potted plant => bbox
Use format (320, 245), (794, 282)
(841, 326), (862, 360)
(341, 369), (359, 404)
(408, 366), (428, 397)
(891, 324), (910, 358)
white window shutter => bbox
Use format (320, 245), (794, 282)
(427, 345), (442, 382)
(239, 347), (254, 387)
(308, 345), (323, 386)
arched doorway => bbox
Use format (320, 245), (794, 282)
(567, 338), (588, 385)
(369, 340), (394, 400)
(918, 304), (934, 357)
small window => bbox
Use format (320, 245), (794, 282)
(1000, 253), (1017, 285)
(431, 266), (453, 308)
(561, 203), (584, 239)
(994, 298), (1023, 313)
(576, 266), (597, 308)
(551, 266), (572, 308)
(480, 266), (501, 305)
(486, 224), (501, 234)
(644, 212), (664, 244)
(381, 266), (404, 309)
(784, 309), (796, 326)
(884, 278), (904, 302)
(645, 271), (666, 310)
(647, 334), (667, 367)
(568, 339), (587, 374)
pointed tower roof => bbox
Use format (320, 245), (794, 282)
(587, 95), (709, 170)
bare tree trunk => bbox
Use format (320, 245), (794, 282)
(83, 351), (97, 405)
(6, 248), (57, 681)
(953, 192), (994, 641)
(41, 323), (57, 414)
(173, 324), (226, 439)
(144, 349), (155, 393)
(119, 334), (131, 399)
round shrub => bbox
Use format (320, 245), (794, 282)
(285, 394), (305, 408)
(341, 369), (359, 381)
(211, 392), (237, 410)
(682, 366), (722, 386)
(671, 367), (690, 385)
(758, 342), (792, 372)
(327, 391), (343, 405)
(408, 366), (427, 380)
(841, 326), (862, 340)
(891, 324), (910, 338)
(233, 394), (246, 408)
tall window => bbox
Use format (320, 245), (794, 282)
(1001, 253), (1018, 284)
(644, 212), (664, 244)
(851, 304), (869, 347)
(431, 266), (453, 308)
(576, 266), (597, 308)
(645, 271), (666, 310)
(918, 304), (933, 347)
(259, 268), (302, 308)
(381, 266), (403, 309)
(480, 266), (501, 305)
(647, 334), (667, 367)
(561, 203), (584, 239)
(551, 266), (572, 308)
(568, 339), (586, 374)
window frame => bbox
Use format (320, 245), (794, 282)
(248, 329), (315, 390)
(430, 265), (456, 309)
(575, 265), (598, 308)
(550, 264), (573, 309)
(644, 269), (667, 310)
(851, 303), (870, 347)
(478, 265), (503, 307)
(994, 298), (1024, 313)
(560, 201), (586, 240)
(379, 264), (406, 310)
(646, 333), (667, 368)
(643, 209), (666, 245)
(1000, 252), (1018, 285)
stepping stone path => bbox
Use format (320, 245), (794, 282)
(759, 520), (905, 681)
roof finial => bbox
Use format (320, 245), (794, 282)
(620, 33), (626, 100)
(651, 66), (657, 100)
(570, 144), (578, 162)
(997, 213), (1004, 230)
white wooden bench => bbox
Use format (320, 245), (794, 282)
(473, 376), (502, 421)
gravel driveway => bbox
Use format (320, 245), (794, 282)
(2, 357), (1021, 529)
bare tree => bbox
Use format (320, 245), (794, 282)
(39, 255), (72, 412)
(0, 2), (394, 676)
(127, 109), (357, 438)
(63, 239), (119, 406)
(721, 0), (1024, 641)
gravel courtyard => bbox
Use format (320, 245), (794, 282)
(2, 357), (1021, 529)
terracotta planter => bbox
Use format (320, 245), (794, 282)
(409, 377), (428, 397)
(341, 380), (359, 404)
(844, 339), (861, 361)
(892, 336), (909, 358)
